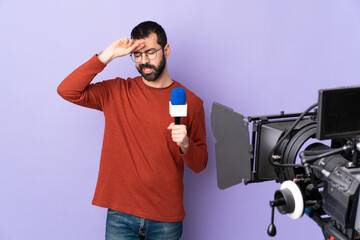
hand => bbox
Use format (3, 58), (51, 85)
(98, 38), (145, 64)
(167, 123), (190, 153)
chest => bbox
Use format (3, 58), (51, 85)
(105, 87), (189, 132)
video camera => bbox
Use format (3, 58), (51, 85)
(211, 86), (360, 240)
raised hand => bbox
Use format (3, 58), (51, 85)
(98, 38), (145, 64)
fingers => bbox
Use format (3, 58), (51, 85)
(120, 39), (145, 54)
(168, 123), (186, 132)
(133, 44), (145, 52)
(167, 123), (175, 129)
(169, 124), (190, 150)
(168, 123), (187, 134)
(114, 38), (141, 48)
(117, 38), (129, 47)
(132, 39), (145, 52)
(127, 42), (145, 54)
(126, 43), (140, 53)
(171, 134), (186, 141)
(168, 124), (188, 143)
(109, 37), (145, 58)
(134, 39), (145, 45)
(119, 38), (128, 46)
(171, 128), (187, 136)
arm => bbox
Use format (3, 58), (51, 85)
(57, 38), (145, 109)
(168, 103), (208, 173)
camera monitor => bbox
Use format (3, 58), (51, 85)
(317, 86), (360, 140)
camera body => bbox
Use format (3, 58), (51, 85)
(211, 86), (360, 240)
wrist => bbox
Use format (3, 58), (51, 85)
(97, 48), (115, 65)
(180, 137), (190, 154)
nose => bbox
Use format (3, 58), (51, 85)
(140, 53), (150, 64)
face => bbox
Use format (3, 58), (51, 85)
(134, 33), (169, 82)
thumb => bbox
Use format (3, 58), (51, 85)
(167, 123), (175, 130)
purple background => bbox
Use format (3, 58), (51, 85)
(1, 0), (360, 239)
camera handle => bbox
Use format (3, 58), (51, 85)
(267, 202), (278, 237)
(267, 191), (295, 237)
(267, 181), (304, 237)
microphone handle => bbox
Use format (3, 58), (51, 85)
(175, 117), (181, 125)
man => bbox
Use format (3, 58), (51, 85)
(57, 21), (208, 240)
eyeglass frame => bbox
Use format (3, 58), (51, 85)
(130, 47), (163, 63)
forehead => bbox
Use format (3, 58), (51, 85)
(140, 32), (160, 49)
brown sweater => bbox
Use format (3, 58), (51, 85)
(57, 55), (208, 222)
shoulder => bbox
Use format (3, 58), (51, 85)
(175, 82), (204, 116)
(95, 76), (139, 87)
(87, 77), (128, 95)
(125, 76), (143, 87)
(174, 82), (204, 105)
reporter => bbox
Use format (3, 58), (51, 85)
(57, 21), (208, 240)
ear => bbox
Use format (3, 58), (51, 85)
(164, 44), (170, 58)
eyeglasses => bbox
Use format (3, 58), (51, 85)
(130, 48), (163, 63)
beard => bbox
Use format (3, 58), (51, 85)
(136, 53), (166, 82)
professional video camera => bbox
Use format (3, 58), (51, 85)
(211, 86), (360, 240)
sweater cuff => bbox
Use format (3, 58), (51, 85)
(92, 54), (107, 69)
(179, 138), (194, 158)
(180, 139), (206, 173)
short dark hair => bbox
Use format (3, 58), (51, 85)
(131, 21), (167, 48)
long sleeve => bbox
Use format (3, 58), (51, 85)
(180, 102), (208, 173)
(57, 55), (109, 110)
(58, 57), (208, 221)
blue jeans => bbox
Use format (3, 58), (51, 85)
(105, 209), (183, 240)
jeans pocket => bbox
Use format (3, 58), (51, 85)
(107, 208), (119, 215)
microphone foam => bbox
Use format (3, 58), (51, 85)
(170, 88), (186, 105)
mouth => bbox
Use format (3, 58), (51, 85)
(142, 67), (154, 74)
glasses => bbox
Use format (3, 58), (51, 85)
(130, 48), (163, 63)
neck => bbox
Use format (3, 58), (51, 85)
(142, 66), (173, 88)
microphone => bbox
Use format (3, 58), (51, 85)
(169, 88), (187, 125)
